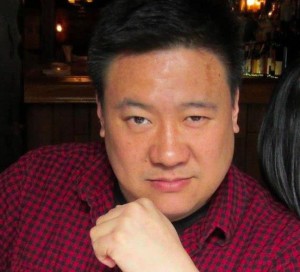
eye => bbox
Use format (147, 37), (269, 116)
(187, 116), (204, 122)
(128, 116), (150, 125)
(185, 115), (209, 127)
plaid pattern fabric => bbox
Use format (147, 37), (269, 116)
(1, 142), (300, 271)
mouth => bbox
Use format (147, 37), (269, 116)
(148, 177), (191, 193)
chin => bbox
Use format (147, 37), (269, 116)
(159, 205), (193, 222)
(157, 197), (205, 222)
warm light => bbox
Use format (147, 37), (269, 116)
(68, 0), (93, 3)
(241, 0), (265, 12)
(247, 0), (263, 12)
(56, 24), (63, 33)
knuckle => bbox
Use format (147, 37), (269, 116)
(96, 217), (102, 225)
(89, 226), (96, 240)
(122, 198), (155, 218)
(125, 201), (141, 215)
(111, 229), (126, 246)
(138, 197), (154, 208)
(92, 242), (105, 260)
(119, 213), (132, 228)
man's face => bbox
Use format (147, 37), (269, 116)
(97, 47), (239, 221)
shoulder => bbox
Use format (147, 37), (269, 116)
(231, 166), (300, 257)
(226, 166), (300, 269)
(1, 141), (107, 187)
(0, 142), (110, 209)
(20, 141), (106, 168)
(230, 166), (299, 223)
(26, 141), (104, 159)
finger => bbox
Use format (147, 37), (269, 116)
(91, 232), (118, 267)
(99, 256), (117, 268)
(90, 219), (118, 243)
(92, 240), (117, 268)
(96, 204), (125, 225)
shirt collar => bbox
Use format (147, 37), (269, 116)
(75, 143), (117, 224)
(198, 166), (251, 246)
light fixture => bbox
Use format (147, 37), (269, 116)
(248, 0), (264, 12)
(56, 23), (63, 33)
(67, 0), (94, 4)
(240, 0), (266, 12)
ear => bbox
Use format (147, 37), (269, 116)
(232, 89), (240, 134)
(96, 95), (105, 138)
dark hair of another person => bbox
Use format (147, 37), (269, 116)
(87, 0), (243, 105)
(258, 61), (300, 216)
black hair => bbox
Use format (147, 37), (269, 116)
(258, 60), (300, 216)
(87, 0), (243, 103)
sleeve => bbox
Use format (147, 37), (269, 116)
(0, 154), (29, 271)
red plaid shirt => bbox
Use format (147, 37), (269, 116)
(1, 142), (300, 271)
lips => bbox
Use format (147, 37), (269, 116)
(148, 178), (191, 192)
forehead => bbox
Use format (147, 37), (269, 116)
(104, 47), (230, 105)
(107, 47), (227, 79)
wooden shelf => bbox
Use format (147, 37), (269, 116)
(24, 72), (277, 104)
(24, 75), (96, 104)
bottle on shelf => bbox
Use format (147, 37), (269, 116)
(272, 29), (289, 77)
(266, 41), (275, 76)
(261, 41), (269, 76)
(244, 44), (252, 74)
(251, 42), (264, 75)
(274, 41), (283, 76)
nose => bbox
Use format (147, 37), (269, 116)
(149, 123), (190, 168)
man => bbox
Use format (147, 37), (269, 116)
(1, 0), (300, 271)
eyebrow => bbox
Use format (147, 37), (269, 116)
(180, 101), (218, 111)
(115, 98), (153, 110)
(115, 98), (217, 111)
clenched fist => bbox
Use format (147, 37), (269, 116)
(90, 198), (199, 272)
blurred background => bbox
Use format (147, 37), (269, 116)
(22, 0), (300, 67)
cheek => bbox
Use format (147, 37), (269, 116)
(105, 138), (137, 190)
(106, 129), (145, 169)
(196, 121), (235, 160)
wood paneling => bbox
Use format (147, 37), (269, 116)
(26, 103), (99, 150)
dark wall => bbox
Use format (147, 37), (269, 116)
(0, 0), (23, 172)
